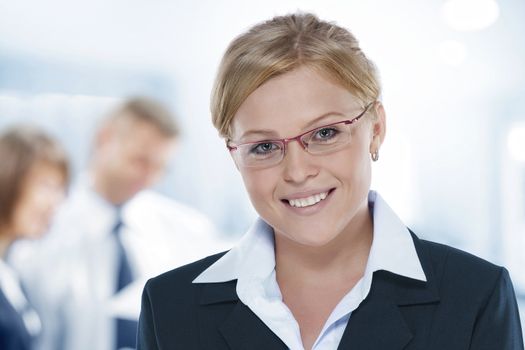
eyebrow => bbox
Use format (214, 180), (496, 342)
(238, 111), (347, 141)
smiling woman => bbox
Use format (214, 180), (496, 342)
(137, 12), (524, 350)
(229, 66), (380, 251)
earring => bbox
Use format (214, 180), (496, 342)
(371, 150), (379, 162)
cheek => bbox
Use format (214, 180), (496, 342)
(19, 188), (60, 221)
(102, 142), (121, 164)
(11, 199), (40, 236)
(330, 143), (372, 187)
(350, 151), (371, 181)
(115, 157), (142, 181)
(24, 193), (48, 219)
(240, 169), (277, 209)
(142, 165), (165, 187)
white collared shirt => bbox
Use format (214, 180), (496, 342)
(193, 191), (426, 350)
(9, 176), (229, 350)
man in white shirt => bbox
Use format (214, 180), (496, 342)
(10, 97), (229, 350)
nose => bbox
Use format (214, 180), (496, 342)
(281, 140), (318, 184)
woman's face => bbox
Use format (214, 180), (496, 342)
(231, 66), (385, 247)
(10, 162), (66, 239)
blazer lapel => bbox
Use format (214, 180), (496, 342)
(199, 281), (287, 350)
(338, 232), (441, 350)
(219, 301), (288, 350)
(338, 288), (414, 349)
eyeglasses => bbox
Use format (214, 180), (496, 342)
(227, 102), (374, 169)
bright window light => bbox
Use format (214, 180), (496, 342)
(439, 40), (467, 66)
(507, 124), (525, 163)
(442, 0), (499, 32)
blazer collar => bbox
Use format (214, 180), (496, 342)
(218, 301), (289, 350)
(199, 280), (288, 349)
(198, 233), (440, 350)
(339, 232), (440, 349)
(338, 286), (416, 349)
(199, 279), (237, 305)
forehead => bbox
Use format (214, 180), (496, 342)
(231, 66), (362, 140)
(105, 119), (175, 163)
(113, 118), (172, 144)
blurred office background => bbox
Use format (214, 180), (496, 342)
(0, 0), (524, 327)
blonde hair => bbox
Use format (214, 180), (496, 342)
(211, 12), (381, 139)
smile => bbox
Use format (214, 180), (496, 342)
(288, 191), (329, 208)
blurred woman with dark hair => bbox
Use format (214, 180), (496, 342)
(0, 125), (69, 350)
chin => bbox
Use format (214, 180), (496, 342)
(278, 229), (340, 248)
(123, 189), (141, 203)
(297, 235), (338, 248)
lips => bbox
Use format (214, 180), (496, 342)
(282, 188), (335, 208)
(288, 191), (328, 208)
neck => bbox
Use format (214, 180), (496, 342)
(275, 201), (373, 286)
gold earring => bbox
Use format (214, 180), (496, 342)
(371, 150), (379, 162)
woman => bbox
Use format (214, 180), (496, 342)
(0, 126), (69, 350)
(138, 13), (523, 349)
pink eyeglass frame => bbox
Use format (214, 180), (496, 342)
(227, 102), (374, 153)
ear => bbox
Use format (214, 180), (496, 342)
(369, 101), (386, 154)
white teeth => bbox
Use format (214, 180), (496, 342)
(288, 191), (329, 208)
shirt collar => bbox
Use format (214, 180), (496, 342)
(67, 175), (120, 238)
(193, 190), (426, 284)
(366, 191), (426, 281)
(193, 218), (274, 283)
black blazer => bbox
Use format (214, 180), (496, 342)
(138, 233), (524, 349)
(0, 287), (33, 350)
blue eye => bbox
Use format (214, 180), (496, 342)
(314, 127), (339, 140)
(250, 142), (280, 155)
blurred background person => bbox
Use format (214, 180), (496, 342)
(9, 97), (229, 350)
(0, 126), (69, 350)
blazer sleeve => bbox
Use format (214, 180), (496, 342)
(469, 268), (524, 349)
(137, 281), (159, 350)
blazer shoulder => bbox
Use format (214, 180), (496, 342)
(419, 238), (501, 273)
(415, 236), (506, 297)
(145, 250), (228, 296)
